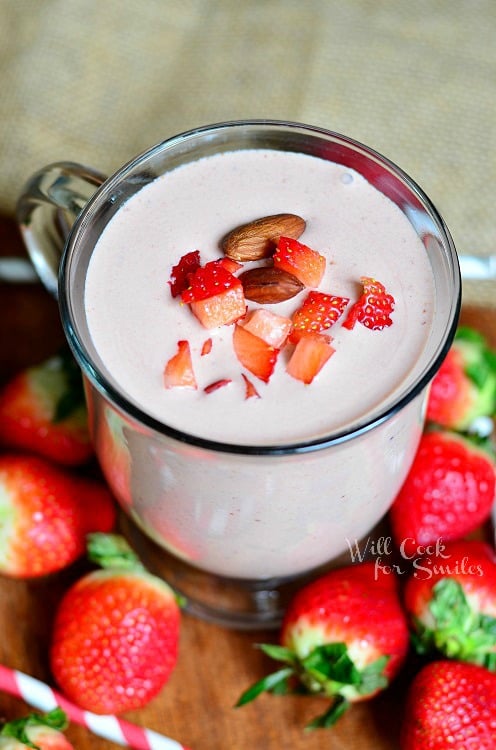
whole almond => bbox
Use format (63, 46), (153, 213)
(221, 213), (306, 262)
(239, 266), (304, 304)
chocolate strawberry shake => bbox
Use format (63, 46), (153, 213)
(82, 146), (438, 583)
(24, 121), (458, 625)
(85, 149), (434, 446)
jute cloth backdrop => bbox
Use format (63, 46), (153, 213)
(1, 0), (495, 306)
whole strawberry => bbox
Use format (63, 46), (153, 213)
(389, 429), (495, 557)
(0, 708), (73, 750)
(400, 660), (496, 749)
(0, 454), (116, 578)
(0, 351), (93, 466)
(426, 327), (496, 431)
(403, 540), (496, 668)
(237, 562), (409, 728)
(50, 533), (181, 714)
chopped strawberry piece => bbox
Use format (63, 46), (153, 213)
(286, 333), (335, 384)
(189, 288), (246, 329)
(163, 340), (197, 389)
(273, 236), (326, 288)
(241, 373), (261, 400)
(290, 291), (349, 343)
(241, 309), (293, 348)
(182, 261), (240, 303)
(214, 257), (243, 274)
(204, 378), (232, 394)
(342, 277), (395, 330)
(201, 338), (213, 356)
(233, 324), (279, 383)
(168, 250), (201, 297)
(181, 261), (246, 328)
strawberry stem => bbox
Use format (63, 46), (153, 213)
(0, 708), (67, 750)
(86, 533), (145, 571)
(236, 640), (390, 717)
(414, 578), (496, 667)
(235, 667), (294, 707)
(305, 695), (350, 729)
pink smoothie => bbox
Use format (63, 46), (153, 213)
(83, 148), (435, 580)
(85, 149), (434, 446)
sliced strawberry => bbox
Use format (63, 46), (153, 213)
(342, 277), (395, 330)
(201, 338), (213, 356)
(241, 309), (293, 348)
(181, 261), (246, 329)
(204, 378), (232, 394)
(290, 291), (349, 343)
(181, 260), (241, 303)
(286, 333), (335, 384)
(168, 250), (201, 297)
(214, 257), (243, 274)
(241, 373), (261, 400)
(233, 324), (279, 383)
(163, 340), (197, 389)
(273, 236), (326, 288)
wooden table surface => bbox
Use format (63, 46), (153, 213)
(0, 213), (495, 750)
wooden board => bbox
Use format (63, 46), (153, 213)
(0, 215), (494, 749)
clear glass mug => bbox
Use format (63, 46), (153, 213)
(16, 121), (461, 629)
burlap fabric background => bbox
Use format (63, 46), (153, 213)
(1, 0), (495, 307)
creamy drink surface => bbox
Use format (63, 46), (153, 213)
(84, 149), (435, 447)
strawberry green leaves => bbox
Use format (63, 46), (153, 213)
(426, 326), (496, 432)
(411, 578), (496, 670)
(0, 708), (68, 750)
(236, 640), (390, 729)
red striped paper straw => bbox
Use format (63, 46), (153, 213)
(0, 664), (190, 750)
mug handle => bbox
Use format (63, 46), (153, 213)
(16, 162), (107, 298)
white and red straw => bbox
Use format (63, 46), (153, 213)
(0, 664), (190, 750)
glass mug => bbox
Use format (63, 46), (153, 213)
(16, 121), (461, 629)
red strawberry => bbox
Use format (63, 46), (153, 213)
(273, 236), (326, 288)
(427, 327), (496, 431)
(163, 340), (197, 389)
(50, 533), (181, 714)
(168, 249), (201, 297)
(72, 475), (118, 536)
(0, 352), (93, 466)
(0, 708), (72, 750)
(241, 373), (261, 400)
(403, 540), (496, 668)
(342, 277), (395, 330)
(93, 406), (131, 508)
(286, 333), (335, 384)
(0, 454), (116, 578)
(240, 309), (293, 348)
(181, 260), (246, 328)
(237, 563), (409, 728)
(400, 660), (496, 749)
(290, 291), (349, 343)
(233, 323), (279, 383)
(204, 378), (232, 394)
(389, 430), (496, 557)
(215, 256), (243, 274)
